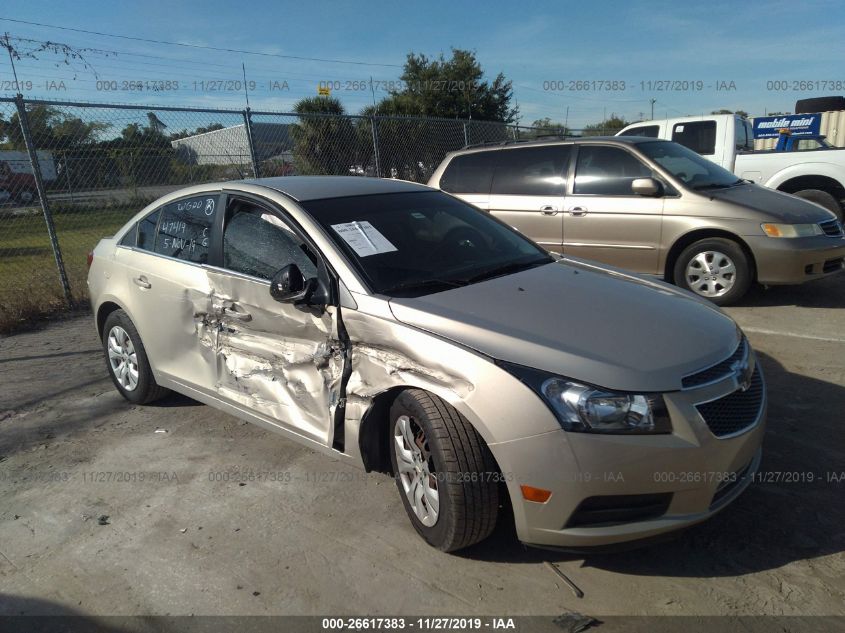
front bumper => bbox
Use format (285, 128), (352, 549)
(489, 364), (767, 548)
(748, 234), (845, 285)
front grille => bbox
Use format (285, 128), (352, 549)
(682, 337), (747, 389)
(820, 219), (844, 237)
(823, 257), (844, 274)
(565, 493), (672, 528)
(696, 368), (764, 438)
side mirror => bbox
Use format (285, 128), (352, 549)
(631, 177), (664, 197)
(270, 263), (315, 304)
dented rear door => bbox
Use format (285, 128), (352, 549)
(124, 192), (221, 395)
(205, 194), (343, 446)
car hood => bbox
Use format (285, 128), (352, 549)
(388, 260), (740, 392)
(706, 183), (837, 223)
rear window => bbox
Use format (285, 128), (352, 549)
(439, 152), (495, 194)
(620, 125), (659, 138)
(153, 194), (218, 264)
(490, 145), (571, 196)
(671, 120), (717, 155)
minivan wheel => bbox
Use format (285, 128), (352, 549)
(102, 310), (169, 404)
(792, 189), (843, 221)
(389, 389), (498, 552)
(674, 238), (751, 306)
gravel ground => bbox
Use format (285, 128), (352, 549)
(0, 276), (843, 622)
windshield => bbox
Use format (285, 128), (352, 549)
(637, 140), (741, 190)
(302, 190), (553, 297)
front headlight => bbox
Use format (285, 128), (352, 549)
(761, 223), (823, 238)
(498, 362), (671, 434)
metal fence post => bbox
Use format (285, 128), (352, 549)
(13, 94), (74, 307)
(463, 122), (469, 147)
(370, 115), (381, 178)
(243, 107), (260, 178)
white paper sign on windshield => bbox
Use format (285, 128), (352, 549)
(331, 221), (398, 257)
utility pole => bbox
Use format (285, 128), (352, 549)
(650, 98), (656, 119)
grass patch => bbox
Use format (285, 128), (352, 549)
(0, 199), (152, 334)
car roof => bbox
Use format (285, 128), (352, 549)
(452, 135), (648, 155)
(239, 176), (431, 202)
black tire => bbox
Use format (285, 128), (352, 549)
(793, 189), (843, 221)
(16, 188), (36, 205)
(389, 389), (498, 552)
(673, 238), (752, 306)
(102, 309), (169, 404)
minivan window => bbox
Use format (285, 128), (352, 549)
(222, 200), (318, 281)
(619, 125), (659, 138)
(637, 140), (740, 189)
(137, 209), (161, 251)
(671, 120), (717, 155)
(491, 145), (571, 196)
(573, 146), (653, 196)
(440, 152), (495, 194)
(302, 191), (552, 297)
(153, 195), (218, 264)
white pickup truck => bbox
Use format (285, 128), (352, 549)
(617, 114), (845, 219)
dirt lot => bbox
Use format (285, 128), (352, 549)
(0, 276), (843, 623)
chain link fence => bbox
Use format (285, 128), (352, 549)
(0, 96), (603, 331)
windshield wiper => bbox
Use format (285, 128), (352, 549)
(692, 179), (746, 191)
(381, 278), (467, 296)
(462, 257), (550, 284)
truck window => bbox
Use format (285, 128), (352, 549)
(491, 145), (571, 196)
(671, 121), (717, 155)
(735, 118), (753, 151)
(619, 125), (659, 138)
(440, 153), (495, 194)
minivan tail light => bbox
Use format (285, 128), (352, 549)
(87, 251), (94, 269)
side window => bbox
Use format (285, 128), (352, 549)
(573, 146), (653, 196)
(439, 153), (495, 194)
(491, 145), (571, 196)
(222, 199), (319, 281)
(118, 224), (137, 247)
(137, 209), (160, 251)
(620, 125), (659, 138)
(735, 118), (753, 151)
(671, 121), (717, 155)
(153, 195), (217, 263)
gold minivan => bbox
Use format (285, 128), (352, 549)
(430, 137), (845, 305)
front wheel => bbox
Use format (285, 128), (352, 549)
(793, 189), (843, 221)
(673, 238), (752, 306)
(389, 389), (499, 552)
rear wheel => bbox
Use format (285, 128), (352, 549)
(389, 389), (498, 552)
(673, 238), (752, 306)
(792, 189), (843, 221)
(102, 310), (169, 404)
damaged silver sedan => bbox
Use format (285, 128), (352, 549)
(88, 177), (766, 552)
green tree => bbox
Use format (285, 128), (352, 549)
(711, 109), (749, 118)
(290, 97), (359, 175)
(3, 105), (107, 150)
(375, 49), (517, 122)
(582, 114), (629, 136)
(529, 117), (570, 137)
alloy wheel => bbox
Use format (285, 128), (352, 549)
(393, 414), (440, 527)
(685, 250), (737, 298)
(107, 325), (139, 391)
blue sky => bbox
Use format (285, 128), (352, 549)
(2, 0), (844, 128)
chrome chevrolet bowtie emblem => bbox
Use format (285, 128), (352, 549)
(731, 357), (753, 392)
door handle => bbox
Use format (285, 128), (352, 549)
(132, 276), (151, 289)
(540, 205), (559, 216)
(568, 207), (588, 217)
(223, 306), (252, 322)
